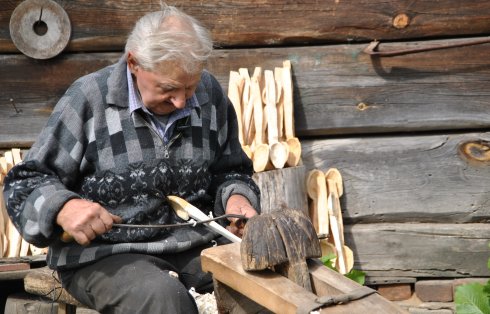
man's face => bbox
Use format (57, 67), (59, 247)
(128, 53), (201, 115)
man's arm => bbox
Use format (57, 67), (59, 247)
(204, 72), (261, 227)
(3, 82), (110, 247)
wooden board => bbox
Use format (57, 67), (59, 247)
(201, 242), (406, 314)
(344, 223), (490, 278)
(2, 37), (490, 147)
(2, 1), (490, 52)
(0, 262), (29, 272)
(302, 132), (490, 223)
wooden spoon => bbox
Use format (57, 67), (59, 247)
(228, 71), (245, 146)
(326, 171), (354, 273)
(282, 60), (301, 167)
(3, 150), (22, 257)
(0, 173), (7, 257)
(327, 191), (347, 274)
(264, 70), (288, 169)
(239, 68), (254, 159)
(306, 169), (329, 238)
(250, 69), (271, 172)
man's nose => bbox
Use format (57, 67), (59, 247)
(171, 90), (186, 109)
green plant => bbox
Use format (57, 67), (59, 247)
(320, 253), (366, 285)
(454, 243), (490, 314)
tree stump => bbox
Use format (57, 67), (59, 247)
(252, 165), (307, 214)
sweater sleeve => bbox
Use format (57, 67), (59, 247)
(205, 73), (261, 216)
(3, 81), (90, 247)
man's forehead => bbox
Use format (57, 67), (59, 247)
(154, 62), (201, 85)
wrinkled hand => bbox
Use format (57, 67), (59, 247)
(225, 194), (258, 237)
(56, 198), (122, 246)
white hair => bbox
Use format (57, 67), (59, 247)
(124, 4), (213, 74)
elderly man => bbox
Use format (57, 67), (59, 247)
(4, 4), (259, 313)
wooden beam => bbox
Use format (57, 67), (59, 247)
(2, 37), (490, 147)
(343, 223), (490, 278)
(2, 1), (490, 51)
(302, 132), (490, 223)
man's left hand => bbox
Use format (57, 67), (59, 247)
(225, 194), (257, 237)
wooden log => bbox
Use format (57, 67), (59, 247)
(5, 293), (66, 314)
(2, 1), (490, 52)
(252, 166), (307, 214)
(3, 36), (490, 146)
(344, 223), (490, 278)
(302, 132), (490, 223)
(24, 266), (84, 307)
(0, 53), (120, 148)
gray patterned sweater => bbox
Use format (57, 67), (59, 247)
(3, 57), (260, 270)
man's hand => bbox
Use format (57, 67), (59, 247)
(56, 198), (122, 246)
(225, 194), (258, 237)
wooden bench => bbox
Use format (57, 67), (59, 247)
(23, 266), (90, 314)
(201, 243), (408, 314)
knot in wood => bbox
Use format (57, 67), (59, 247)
(393, 13), (410, 29)
(459, 141), (490, 163)
(357, 102), (369, 111)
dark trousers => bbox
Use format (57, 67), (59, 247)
(58, 244), (214, 314)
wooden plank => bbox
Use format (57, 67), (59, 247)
(2, 1), (490, 52)
(202, 243), (319, 314)
(344, 223), (490, 278)
(0, 262), (29, 272)
(2, 36), (490, 147)
(0, 53), (120, 148)
(308, 259), (407, 313)
(302, 132), (490, 223)
(201, 242), (406, 313)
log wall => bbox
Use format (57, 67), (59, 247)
(1, 0), (489, 278)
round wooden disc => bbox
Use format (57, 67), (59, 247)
(9, 0), (71, 59)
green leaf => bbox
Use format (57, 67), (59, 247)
(345, 269), (366, 285)
(455, 283), (490, 314)
(321, 254), (337, 270)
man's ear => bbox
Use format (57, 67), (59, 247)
(127, 52), (138, 73)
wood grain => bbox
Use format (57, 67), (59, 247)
(24, 266), (83, 306)
(202, 243), (405, 313)
(302, 132), (490, 223)
(252, 166), (308, 214)
(2, 36), (490, 147)
(2, 0), (490, 52)
(344, 223), (490, 278)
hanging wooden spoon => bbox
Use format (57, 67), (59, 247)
(326, 169), (354, 273)
(327, 191), (347, 274)
(306, 169), (329, 238)
(228, 71), (245, 146)
(282, 60), (301, 167)
(264, 70), (288, 169)
(239, 68), (253, 159)
(250, 68), (270, 172)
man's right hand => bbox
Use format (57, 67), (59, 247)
(56, 198), (122, 246)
